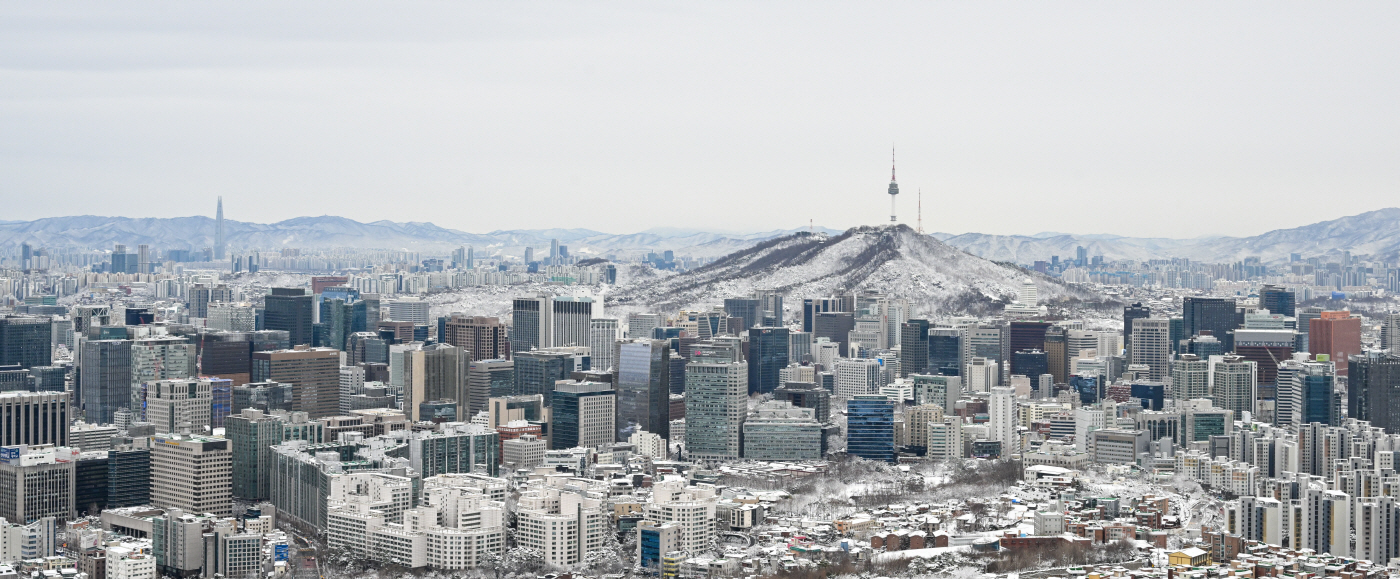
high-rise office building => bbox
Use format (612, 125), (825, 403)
(550, 381), (616, 450)
(187, 283), (234, 319)
(1044, 326), (1069, 383)
(1008, 321), (1051, 374)
(145, 378), (213, 434)
(589, 318), (619, 371)
(80, 339), (132, 424)
(1232, 328), (1296, 386)
(742, 401), (821, 460)
(1171, 354), (1210, 401)
(1129, 318), (1171, 381)
(0, 391), (69, 447)
(513, 350), (574, 404)
(226, 409), (325, 500)
(0, 446), (76, 524)
(899, 320), (930, 377)
(252, 347), (340, 418)
(926, 328), (962, 377)
(0, 316), (51, 369)
(1122, 302), (1150, 357)
(511, 296), (552, 354)
(1212, 355), (1256, 420)
(835, 358), (883, 397)
(723, 298), (761, 332)
(1350, 351), (1400, 430)
(130, 337), (196, 401)
(989, 386), (1018, 454)
(847, 395), (895, 463)
(1260, 285), (1296, 318)
(1311, 311), (1362, 376)
(617, 340), (670, 440)
(441, 315), (508, 361)
(1184, 297), (1238, 351)
(264, 288), (315, 347)
(1011, 350), (1048, 382)
(684, 342), (747, 462)
(813, 312), (856, 357)
(150, 434), (232, 517)
(747, 327), (789, 395)
(1382, 313), (1400, 353)
(1294, 361), (1339, 426)
(466, 359), (514, 419)
(551, 297), (593, 348)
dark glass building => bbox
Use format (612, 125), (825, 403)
(1350, 351), (1400, 429)
(723, 298), (761, 332)
(899, 320), (930, 377)
(928, 329), (962, 376)
(747, 327), (789, 394)
(1129, 382), (1166, 411)
(1011, 349), (1048, 381)
(847, 395), (895, 463)
(264, 288), (315, 347)
(0, 316), (52, 369)
(1260, 285), (1296, 318)
(513, 351), (574, 403)
(107, 447), (151, 508)
(617, 340), (669, 439)
(813, 312), (856, 357)
(76, 453), (110, 516)
(1184, 297), (1239, 351)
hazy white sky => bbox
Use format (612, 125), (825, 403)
(3, 2), (1399, 237)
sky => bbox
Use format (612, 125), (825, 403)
(3, 2), (1399, 237)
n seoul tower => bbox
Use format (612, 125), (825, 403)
(887, 147), (899, 223)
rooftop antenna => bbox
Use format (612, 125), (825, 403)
(810, 219), (813, 233)
(917, 187), (923, 234)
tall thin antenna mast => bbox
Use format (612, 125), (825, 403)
(917, 187), (923, 234)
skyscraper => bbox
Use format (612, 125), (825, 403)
(1122, 303), (1150, 357)
(466, 359), (514, 418)
(684, 342), (747, 462)
(746, 327), (789, 395)
(589, 319), (619, 371)
(1183, 297), (1238, 351)
(214, 196), (226, 261)
(1171, 354), (1210, 401)
(0, 316), (52, 369)
(899, 320), (930, 377)
(989, 386), (1018, 454)
(512, 350), (574, 404)
(1129, 318), (1171, 381)
(552, 297), (593, 348)
(252, 347), (340, 418)
(1212, 355), (1256, 420)
(550, 381), (616, 450)
(1310, 311), (1362, 376)
(617, 340), (670, 440)
(847, 395), (895, 463)
(1350, 351), (1400, 431)
(441, 315), (508, 361)
(80, 339), (132, 424)
(264, 288), (315, 347)
(1259, 285), (1296, 318)
(511, 295), (552, 354)
(723, 298), (761, 333)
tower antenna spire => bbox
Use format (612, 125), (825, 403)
(887, 145), (899, 224)
(917, 187), (923, 234)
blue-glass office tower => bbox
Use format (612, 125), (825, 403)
(1012, 350), (1048, 380)
(264, 288), (315, 347)
(513, 351), (574, 403)
(617, 340), (670, 440)
(1070, 375), (1101, 405)
(723, 298), (761, 332)
(1298, 363), (1338, 425)
(1260, 285), (1296, 318)
(0, 316), (52, 369)
(747, 327), (789, 394)
(899, 320), (930, 377)
(847, 395), (895, 463)
(928, 329), (962, 376)
(1130, 383), (1166, 411)
(1184, 297), (1239, 351)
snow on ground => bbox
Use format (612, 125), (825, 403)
(872, 545), (972, 562)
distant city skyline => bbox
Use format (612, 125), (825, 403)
(4, 3), (1399, 237)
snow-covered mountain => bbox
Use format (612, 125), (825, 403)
(605, 224), (1109, 318)
(937, 208), (1400, 264)
(0, 215), (843, 259)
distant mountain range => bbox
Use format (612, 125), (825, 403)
(3, 208), (1397, 264)
(0, 215), (843, 259)
(935, 207), (1400, 265)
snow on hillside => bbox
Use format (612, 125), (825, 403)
(606, 224), (1108, 318)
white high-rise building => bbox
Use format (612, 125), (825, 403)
(150, 433), (232, 517)
(1074, 408), (1105, 452)
(1212, 355), (1257, 420)
(645, 476), (718, 556)
(835, 358), (883, 397)
(813, 340), (841, 370)
(145, 378), (213, 434)
(1382, 312), (1400, 353)
(515, 485), (607, 567)
(927, 417), (962, 460)
(551, 297), (593, 348)
(967, 357), (999, 392)
(989, 387), (1018, 454)
(1172, 354), (1210, 401)
(1130, 318), (1171, 381)
(387, 297), (431, 325)
(589, 318), (619, 371)
(206, 302), (256, 332)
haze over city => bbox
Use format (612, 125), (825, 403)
(5, 3), (1400, 236)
